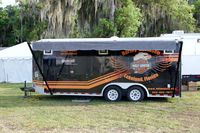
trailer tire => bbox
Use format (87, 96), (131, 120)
(103, 86), (122, 102)
(127, 86), (144, 102)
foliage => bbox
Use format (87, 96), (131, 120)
(0, 8), (8, 26)
(0, 2), (47, 47)
(18, 2), (47, 42)
(93, 0), (141, 38)
(92, 18), (116, 38)
(0, 6), (20, 46)
(0, 0), (199, 45)
(193, 0), (200, 13)
(93, 0), (195, 37)
(193, 0), (200, 32)
(135, 0), (196, 36)
(114, 0), (141, 37)
(163, 0), (195, 32)
(0, 8), (8, 35)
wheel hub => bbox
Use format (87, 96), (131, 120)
(107, 89), (119, 101)
(130, 89), (141, 101)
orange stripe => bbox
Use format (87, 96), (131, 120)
(33, 69), (127, 86)
(37, 71), (128, 89)
(33, 69), (124, 84)
(36, 71), (129, 89)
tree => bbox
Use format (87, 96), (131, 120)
(135, 0), (196, 36)
(92, 0), (141, 38)
(0, 7), (9, 46)
(114, 0), (141, 37)
(0, 6), (21, 46)
(193, 0), (200, 31)
(18, 1), (47, 42)
(92, 18), (116, 38)
(0, 2), (47, 46)
(164, 0), (195, 32)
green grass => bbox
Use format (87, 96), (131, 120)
(0, 83), (200, 133)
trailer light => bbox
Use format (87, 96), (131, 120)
(43, 50), (53, 55)
(70, 70), (74, 74)
(167, 84), (171, 88)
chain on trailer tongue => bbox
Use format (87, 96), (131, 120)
(172, 41), (183, 98)
(27, 42), (53, 95)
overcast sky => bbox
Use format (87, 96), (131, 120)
(0, 0), (16, 7)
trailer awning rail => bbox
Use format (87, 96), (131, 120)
(32, 38), (180, 51)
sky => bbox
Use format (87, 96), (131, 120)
(0, 0), (16, 7)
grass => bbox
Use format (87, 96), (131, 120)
(0, 83), (200, 133)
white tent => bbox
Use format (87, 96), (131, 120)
(0, 42), (32, 83)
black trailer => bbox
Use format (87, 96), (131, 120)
(29, 37), (182, 101)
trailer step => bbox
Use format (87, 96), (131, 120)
(72, 99), (91, 103)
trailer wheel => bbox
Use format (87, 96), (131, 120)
(103, 86), (122, 102)
(127, 86), (144, 102)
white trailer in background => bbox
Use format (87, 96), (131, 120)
(161, 31), (200, 85)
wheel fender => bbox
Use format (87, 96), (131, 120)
(101, 83), (149, 97)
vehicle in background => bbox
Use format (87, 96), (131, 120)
(161, 31), (200, 86)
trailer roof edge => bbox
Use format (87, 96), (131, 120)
(31, 37), (181, 51)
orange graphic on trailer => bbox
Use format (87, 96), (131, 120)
(110, 50), (178, 82)
(130, 52), (152, 74)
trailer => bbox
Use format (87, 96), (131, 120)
(161, 31), (200, 85)
(28, 37), (182, 101)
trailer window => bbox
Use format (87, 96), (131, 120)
(98, 50), (108, 55)
(43, 50), (53, 55)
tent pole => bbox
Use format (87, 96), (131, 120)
(173, 41), (183, 97)
(27, 42), (53, 95)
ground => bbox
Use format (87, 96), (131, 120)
(0, 84), (200, 133)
